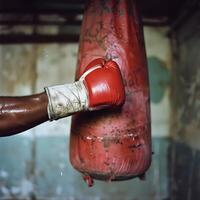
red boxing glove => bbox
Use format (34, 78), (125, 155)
(45, 58), (125, 120)
(80, 58), (125, 109)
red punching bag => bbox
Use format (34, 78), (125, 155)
(70, 0), (151, 184)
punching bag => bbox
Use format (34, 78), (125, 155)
(70, 0), (151, 184)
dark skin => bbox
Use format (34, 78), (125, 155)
(0, 93), (49, 137)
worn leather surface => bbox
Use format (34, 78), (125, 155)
(70, 0), (151, 182)
(82, 58), (125, 108)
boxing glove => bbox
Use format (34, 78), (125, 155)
(45, 58), (125, 120)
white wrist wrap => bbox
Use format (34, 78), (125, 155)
(45, 81), (88, 121)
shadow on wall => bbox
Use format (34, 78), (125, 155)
(148, 56), (170, 104)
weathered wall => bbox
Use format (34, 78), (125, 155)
(0, 45), (37, 95)
(170, 12), (200, 149)
(0, 26), (172, 200)
(144, 27), (171, 138)
(169, 11), (200, 200)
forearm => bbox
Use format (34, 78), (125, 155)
(0, 59), (125, 137)
(0, 92), (48, 136)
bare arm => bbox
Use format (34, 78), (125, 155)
(0, 58), (125, 137)
(0, 92), (49, 137)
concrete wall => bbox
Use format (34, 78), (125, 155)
(169, 11), (200, 200)
(0, 26), (172, 199)
(144, 27), (171, 138)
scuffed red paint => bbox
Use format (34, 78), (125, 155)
(70, 0), (151, 182)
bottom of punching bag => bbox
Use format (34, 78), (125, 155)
(86, 173), (145, 181)
(81, 171), (146, 186)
